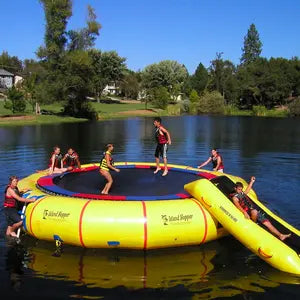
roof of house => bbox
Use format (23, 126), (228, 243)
(0, 69), (14, 76)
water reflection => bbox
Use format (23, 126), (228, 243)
(23, 237), (299, 298)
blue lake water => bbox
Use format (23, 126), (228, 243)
(0, 115), (299, 299)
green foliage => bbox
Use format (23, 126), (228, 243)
(0, 51), (23, 74)
(208, 53), (238, 105)
(224, 105), (251, 116)
(189, 102), (198, 115)
(3, 100), (12, 111)
(6, 87), (26, 113)
(89, 49), (126, 99)
(37, 0), (72, 62)
(288, 97), (300, 116)
(240, 23), (262, 65)
(197, 91), (225, 114)
(120, 71), (140, 99)
(179, 99), (190, 113)
(67, 5), (101, 51)
(237, 57), (298, 108)
(166, 104), (181, 116)
(252, 105), (268, 116)
(141, 60), (188, 101)
(189, 89), (200, 103)
(62, 50), (97, 119)
(190, 63), (208, 94)
(150, 87), (171, 109)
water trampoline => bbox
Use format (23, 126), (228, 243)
(19, 162), (227, 249)
(18, 162), (300, 274)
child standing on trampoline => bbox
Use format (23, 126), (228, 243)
(99, 144), (120, 194)
(153, 117), (172, 176)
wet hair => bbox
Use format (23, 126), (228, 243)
(235, 182), (243, 189)
(9, 176), (18, 184)
(105, 143), (113, 150)
(154, 117), (162, 123)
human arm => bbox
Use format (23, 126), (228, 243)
(7, 188), (35, 204)
(62, 154), (68, 165)
(76, 156), (81, 169)
(198, 157), (212, 169)
(106, 154), (120, 172)
(244, 176), (256, 195)
(48, 154), (55, 174)
(232, 196), (250, 219)
(160, 127), (171, 145)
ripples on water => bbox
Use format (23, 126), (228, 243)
(0, 116), (300, 299)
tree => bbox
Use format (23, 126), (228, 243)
(89, 50), (126, 101)
(240, 23), (262, 65)
(120, 70), (140, 99)
(197, 91), (225, 114)
(237, 57), (299, 108)
(208, 52), (224, 94)
(189, 89), (200, 103)
(22, 59), (46, 111)
(37, 1), (102, 118)
(0, 51), (23, 74)
(151, 87), (170, 109)
(67, 5), (101, 51)
(141, 60), (188, 101)
(37, 0), (72, 64)
(208, 53), (238, 104)
(62, 50), (96, 119)
(5, 87), (26, 113)
(190, 63), (208, 95)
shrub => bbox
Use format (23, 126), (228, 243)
(63, 95), (97, 120)
(252, 105), (268, 116)
(197, 91), (225, 114)
(288, 98), (300, 117)
(167, 104), (181, 115)
(152, 87), (170, 109)
(189, 89), (200, 103)
(179, 99), (190, 113)
(7, 87), (26, 113)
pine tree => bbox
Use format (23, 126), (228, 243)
(240, 24), (262, 65)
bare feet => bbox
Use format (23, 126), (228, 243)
(280, 233), (291, 241)
(154, 168), (161, 174)
(162, 170), (168, 176)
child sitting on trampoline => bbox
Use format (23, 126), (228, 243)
(232, 176), (291, 241)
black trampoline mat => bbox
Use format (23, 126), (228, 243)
(54, 168), (200, 196)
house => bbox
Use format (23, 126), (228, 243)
(102, 82), (120, 95)
(14, 75), (23, 86)
(0, 68), (14, 89)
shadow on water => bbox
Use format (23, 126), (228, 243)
(0, 234), (299, 299)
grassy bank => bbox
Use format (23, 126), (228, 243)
(0, 100), (160, 126)
(0, 100), (291, 126)
(224, 105), (289, 117)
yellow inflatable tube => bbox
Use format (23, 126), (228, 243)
(185, 178), (300, 275)
(19, 163), (227, 249)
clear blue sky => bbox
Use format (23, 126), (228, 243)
(1, 0), (299, 74)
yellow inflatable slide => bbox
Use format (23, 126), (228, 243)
(184, 175), (300, 275)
